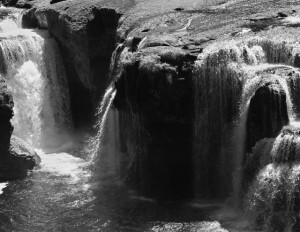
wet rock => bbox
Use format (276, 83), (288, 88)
(0, 79), (40, 181)
(246, 76), (289, 153)
(114, 46), (195, 200)
(241, 76), (289, 194)
(0, 136), (40, 181)
(0, 78), (13, 150)
(21, 1), (124, 127)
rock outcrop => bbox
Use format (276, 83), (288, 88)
(0, 78), (13, 151)
(246, 76), (289, 152)
(0, 135), (41, 181)
(0, 79), (40, 181)
(114, 45), (195, 200)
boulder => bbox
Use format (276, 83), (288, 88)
(0, 135), (41, 181)
(246, 75), (289, 152)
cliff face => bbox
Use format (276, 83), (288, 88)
(114, 45), (195, 200)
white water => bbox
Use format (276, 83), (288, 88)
(0, 15), (72, 149)
(86, 86), (117, 162)
(233, 72), (297, 203)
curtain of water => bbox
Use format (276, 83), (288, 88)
(86, 86), (117, 163)
(0, 12), (72, 150)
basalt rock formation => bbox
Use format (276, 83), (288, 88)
(246, 76), (289, 153)
(114, 45), (195, 200)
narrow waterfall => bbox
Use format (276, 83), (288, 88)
(232, 75), (264, 205)
(0, 10), (72, 150)
(86, 86), (117, 163)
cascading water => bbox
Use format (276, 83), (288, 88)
(193, 35), (300, 215)
(86, 86), (117, 163)
(245, 125), (300, 231)
(0, 13), (72, 150)
(210, 36), (300, 230)
(233, 72), (293, 204)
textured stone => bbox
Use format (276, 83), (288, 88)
(0, 135), (41, 181)
(246, 76), (289, 152)
(114, 46), (195, 200)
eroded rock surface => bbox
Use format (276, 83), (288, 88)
(246, 75), (289, 152)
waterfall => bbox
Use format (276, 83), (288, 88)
(233, 73), (294, 203)
(245, 125), (300, 231)
(0, 18), (18, 32)
(193, 42), (245, 198)
(86, 86), (117, 163)
(232, 75), (262, 205)
(0, 10), (72, 150)
(193, 35), (300, 201)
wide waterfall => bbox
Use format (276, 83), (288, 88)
(193, 36), (300, 217)
(0, 13), (72, 150)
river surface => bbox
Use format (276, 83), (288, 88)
(0, 150), (254, 232)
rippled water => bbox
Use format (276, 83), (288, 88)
(0, 149), (256, 232)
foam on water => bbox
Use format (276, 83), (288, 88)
(0, 182), (8, 194)
(35, 149), (91, 183)
(0, 18), (18, 32)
